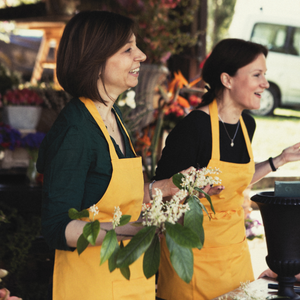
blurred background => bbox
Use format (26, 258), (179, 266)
(0, 0), (299, 299)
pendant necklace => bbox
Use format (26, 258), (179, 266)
(97, 104), (115, 132)
(218, 115), (240, 147)
(104, 119), (115, 132)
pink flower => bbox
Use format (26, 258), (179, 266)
(3, 89), (43, 106)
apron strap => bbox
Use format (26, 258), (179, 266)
(79, 97), (137, 159)
(209, 99), (253, 161)
(112, 107), (138, 156)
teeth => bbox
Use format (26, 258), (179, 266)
(130, 68), (139, 74)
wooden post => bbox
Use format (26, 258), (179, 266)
(29, 24), (65, 87)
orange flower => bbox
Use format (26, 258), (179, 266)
(168, 71), (188, 95)
(177, 95), (190, 108)
(135, 127), (152, 156)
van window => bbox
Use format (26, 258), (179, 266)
(251, 23), (288, 54)
(291, 27), (300, 56)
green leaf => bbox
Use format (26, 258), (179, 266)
(166, 233), (194, 284)
(184, 197), (204, 247)
(143, 234), (160, 279)
(68, 208), (89, 220)
(194, 187), (215, 214)
(108, 242), (120, 272)
(119, 215), (131, 227)
(77, 233), (89, 255)
(120, 266), (130, 280)
(100, 230), (118, 265)
(172, 173), (185, 189)
(198, 200), (210, 220)
(116, 226), (156, 268)
(83, 220), (100, 246)
(165, 222), (201, 249)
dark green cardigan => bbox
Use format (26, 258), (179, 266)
(37, 98), (135, 251)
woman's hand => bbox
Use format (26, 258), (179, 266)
(252, 142), (300, 184)
(258, 268), (277, 279)
(275, 142), (300, 167)
(200, 184), (224, 198)
(258, 268), (300, 282)
(144, 166), (196, 203)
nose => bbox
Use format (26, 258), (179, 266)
(261, 76), (270, 89)
(135, 47), (147, 62)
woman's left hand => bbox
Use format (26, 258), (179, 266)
(277, 142), (300, 166)
(252, 142), (300, 184)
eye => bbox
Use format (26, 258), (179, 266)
(125, 48), (132, 53)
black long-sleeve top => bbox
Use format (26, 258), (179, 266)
(154, 110), (256, 180)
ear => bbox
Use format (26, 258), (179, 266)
(220, 73), (232, 89)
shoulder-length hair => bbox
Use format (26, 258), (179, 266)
(56, 10), (136, 104)
(200, 38), (268, 106)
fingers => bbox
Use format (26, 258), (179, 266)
(208, 185), (224, 196)
(258, 269), (277, 279)
(199, 184), (224, 198)
(202, 184), (211, 193)
(180, 166), (196, 176)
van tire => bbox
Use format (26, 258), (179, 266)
(250, 85), (280, 116)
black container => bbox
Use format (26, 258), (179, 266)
(251, 191), (300, 299)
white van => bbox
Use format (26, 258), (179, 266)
(229, 0), (300, 115)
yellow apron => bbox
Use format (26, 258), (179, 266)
(157, 99), (255, 300)
(52, 97), (155, 300)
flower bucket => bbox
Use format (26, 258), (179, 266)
(4, 106), (42, 130)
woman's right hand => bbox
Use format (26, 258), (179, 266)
(259, 268), (300, 282)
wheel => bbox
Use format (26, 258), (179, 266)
(250, 85), (280, 116)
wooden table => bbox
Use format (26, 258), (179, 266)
(212, 277), (300, 299)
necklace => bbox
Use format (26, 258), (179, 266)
(104, 119), (115, 132)
(218, 115), (240, 147)
(96, 104), (116, 133)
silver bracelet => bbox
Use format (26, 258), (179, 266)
(149, 180), (156, 200)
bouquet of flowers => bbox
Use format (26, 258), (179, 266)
(69, 167), (221, 283)
(1, 88), (43, 106)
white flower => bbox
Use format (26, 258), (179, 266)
(89, 204), (99, 216)
(118, 90), (136, 108)
(118, 98), (126, 106)
(124, 90), (136, 109)
(112, 206), (122, 229)
(142, 188), (189, 230)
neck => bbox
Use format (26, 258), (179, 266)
(94, 100), (114, 121)
(217, 95), (243, 124)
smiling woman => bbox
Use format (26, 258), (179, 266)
(36, 10), (189, 300)
(154, 38), (300, 300)
(97, 34), (146, 102)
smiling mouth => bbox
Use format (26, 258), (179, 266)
(255, 92), (262, 96)
(129, 68), (140, 74)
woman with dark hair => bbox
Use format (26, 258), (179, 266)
(154, 38), (300, 299)
(37, 10), (185, 300)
